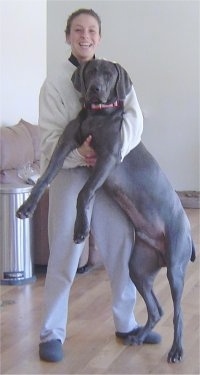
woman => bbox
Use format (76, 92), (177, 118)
(39, 8), (161, 362)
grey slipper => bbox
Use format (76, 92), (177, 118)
(116, 326), (161, 344)
(39, 339), (63, 362)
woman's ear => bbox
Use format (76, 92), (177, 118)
(114, 63), (132, 99)
(66, 34), (71, 45)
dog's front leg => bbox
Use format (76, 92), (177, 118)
(16, 118), (80, 219)
(74, 154), (118, 243)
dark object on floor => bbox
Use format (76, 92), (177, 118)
(39, 339), (63, 362)
(116, 326), (161, 345)
(77, 264), (88, 274)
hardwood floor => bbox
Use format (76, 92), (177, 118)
(1, 209), (199, 374)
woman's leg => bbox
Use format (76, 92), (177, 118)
(91, 188), (137, 333)
(40, 167), (92, 344)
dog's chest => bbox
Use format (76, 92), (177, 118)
(79, 108), (123, 141)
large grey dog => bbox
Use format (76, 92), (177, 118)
(16, 59), (195, 363)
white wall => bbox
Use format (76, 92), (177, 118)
(47, 0), (199, 191)
(0, 0), (47, 125)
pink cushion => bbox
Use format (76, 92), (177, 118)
(21, 119), (40, 161)
(0, 119), (40, 170)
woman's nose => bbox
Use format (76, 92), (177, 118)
(81, 30), (89, 38)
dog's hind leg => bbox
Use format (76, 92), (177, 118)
(166, 263), (184, 363)
(166, 227), (192, 363)
(128, 237), (164, 345)
(165, 211), (194, 363)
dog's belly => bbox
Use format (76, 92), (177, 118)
(103, 142), (182, 256)
(106, 183), (165, 251)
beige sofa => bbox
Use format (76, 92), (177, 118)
(0, 119), (101, 268)
(0, 119), (50, 265)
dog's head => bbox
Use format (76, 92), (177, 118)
(71, 59), (132, 105)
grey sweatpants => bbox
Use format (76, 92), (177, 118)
(40, 167), (137, 344)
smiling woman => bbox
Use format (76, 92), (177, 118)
(35, 7), (161, 364)
(65, 9), (101, 63)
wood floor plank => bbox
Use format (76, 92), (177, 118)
(1, 209), (199, 374)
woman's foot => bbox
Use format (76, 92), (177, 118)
(116, 326), (161, 344)
(39, 339), (63, 362)
(77, 263), (88, 274)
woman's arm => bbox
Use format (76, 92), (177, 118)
(120, 85), (143, 160)
(39, 80), (88, 172)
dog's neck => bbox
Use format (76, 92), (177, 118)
(83, 100), (123, 110)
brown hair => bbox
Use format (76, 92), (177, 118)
(65, 8), (101, 38)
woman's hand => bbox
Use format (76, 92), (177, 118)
(77, 135), (97, 167)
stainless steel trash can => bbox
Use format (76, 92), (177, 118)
(0, 184), (36, 285)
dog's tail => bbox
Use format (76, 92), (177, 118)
(190, 240), (196, 262)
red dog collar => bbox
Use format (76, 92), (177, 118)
(83, 100), (123, 110)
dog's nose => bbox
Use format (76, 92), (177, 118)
(91, 84), (100, 93)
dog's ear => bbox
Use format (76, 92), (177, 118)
(71, 62), (88, 95)
(114, 63), (132, 99)
(71, 66), (81, 92)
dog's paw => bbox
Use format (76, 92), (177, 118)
(16, 202), (35, 219)
(167, 345), (183, 363)
(73, 233), (87, 244)
(124, 335), (142, 346)
(73, 217), (89, 244)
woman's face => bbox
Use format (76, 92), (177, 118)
(66, 14), (101, 63)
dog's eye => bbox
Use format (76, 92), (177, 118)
(103, 71), (111, 79)
(90, 68), (98, 75)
